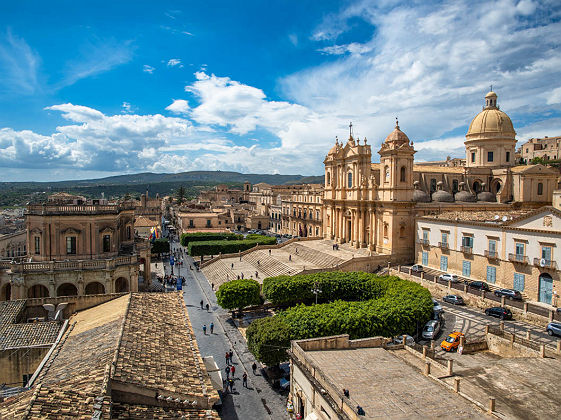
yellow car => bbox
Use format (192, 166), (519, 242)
(440, 331), (464, 352)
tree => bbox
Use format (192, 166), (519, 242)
(151, 238), (170, 258)
(176, 186), (186, 204)
(246, 316), (291, 367)
(216, 279), (261, 314)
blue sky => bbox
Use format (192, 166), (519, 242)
(1, 0), (561, 181)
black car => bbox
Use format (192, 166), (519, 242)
(442, 294), (464, 305)
(466, 281), (490, 291)
(485, 307), (512, 320)
(494, 288), (523, 301)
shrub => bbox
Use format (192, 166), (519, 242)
(180, 232), (241, 247)
(216, 278), (262, 312)
(248, 272), (433, 365)
(187, 236), (276, 256)
(151, 238), (170, 256)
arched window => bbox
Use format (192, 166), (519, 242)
(348, 172), (353, 188)
(400, 166), (406, 182)
(452, 179), (459, 193)
(430, 179), (437, 192)
(537, 182), (543, 195)
(383, 223), (389, 238)
(326, 172), (331, 186)
(384, 166), (390, 182)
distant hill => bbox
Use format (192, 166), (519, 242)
(0, 171), (324, 207)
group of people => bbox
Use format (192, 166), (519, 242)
(223, 349), (253, 393)
(157, 274), (184, 287)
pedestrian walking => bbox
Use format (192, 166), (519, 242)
(225, 352), (230, 365)
(242, 372), (248, 388)
(252, 362), (257, 375)
(289, 254), (292, 261)
(231, 262), (234, 269)
(229, 350), (233, 363)
(225, 366), (230, 379)
(205, 303), (210, 312)
(255, 271), (258, 278)
(241, 273), (244, 279)
(231, 365), (236, 377)
(210, 322), (214, 334)
(211, 282), (214, 290)
(200, 300), (203, 309)
(269, 249), (271, 255)
(203, 324), (207, 335)
(228, 378), (234, 392)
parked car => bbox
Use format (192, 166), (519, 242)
(466, 281), (489, 291)
(422, 319), (441, 340)
(546, 322), (561, 337)
(432, 298), (443, 314)
(441, 331), (464, 352)
(442, 295), (464, 305)
(411, 264), (424, 273)
(485, 307), (512, 320)
(439, 273), (460, 283)
(390, 335), (415, 346)
(493, 289), (523, 301)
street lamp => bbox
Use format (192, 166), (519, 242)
(311, 281), (322, 305)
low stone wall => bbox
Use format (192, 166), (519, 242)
(462, 339), (488, 354)
(390, 269), (552, 327)
(25, 293), (127, 319)
(0, 347), (48, 388)
(486, 333), (542, 358)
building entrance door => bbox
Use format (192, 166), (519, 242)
(539, 273), (553, 304)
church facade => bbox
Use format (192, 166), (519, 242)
(322, 91), (559, 261)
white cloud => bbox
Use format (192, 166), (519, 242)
(165, 99), (190, 115)
(167, 58), (183, 68)
(0, 29), (41, 95)
(143, 64), (155, 74)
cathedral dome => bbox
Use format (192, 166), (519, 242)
(385, 120), (410, 145)
(432, 182), (454, 202)
(466, 91), (515, 141)
(413, 181), (430, 202)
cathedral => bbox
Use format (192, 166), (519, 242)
(322, 91), (559, 259)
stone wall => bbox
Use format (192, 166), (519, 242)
(0, 347), (48, 387)
(25, 293), (127, 319)
(486, 333), (542, 358)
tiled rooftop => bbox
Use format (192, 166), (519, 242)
(0, 322), (62, 351)
(0, 299), (26, 326)
(0, 293), (219, 419)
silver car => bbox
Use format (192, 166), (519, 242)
(439, 273), (460, 283)
(422, 319), (441, 340)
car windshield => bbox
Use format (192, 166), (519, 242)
(445, 336), (455, 343)
(425, 326), (434, 332)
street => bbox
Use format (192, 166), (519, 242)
(161, 238), (289, 420)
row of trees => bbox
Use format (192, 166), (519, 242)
(214, 272), (434, 366)
(179, 232), (241, 247)
(187, 235), (276, 256)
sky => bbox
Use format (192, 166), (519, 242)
(1, 0), (561, 181)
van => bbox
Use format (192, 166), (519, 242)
(422, 319), (441, 340)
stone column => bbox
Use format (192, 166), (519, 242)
(358, 209), (363, 247)
(144, 254), (151, 285)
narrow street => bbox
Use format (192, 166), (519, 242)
(161, 239), (289, 420)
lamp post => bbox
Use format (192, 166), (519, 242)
(312, 281), (322, 305)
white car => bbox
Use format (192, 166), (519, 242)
(439, 273), (460, 283)
(432, 298), (443, 314)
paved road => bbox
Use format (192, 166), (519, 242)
(163, 239), (289, 420)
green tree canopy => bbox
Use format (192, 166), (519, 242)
(216, 278), (262, 312)
(151, 238), (170, 256)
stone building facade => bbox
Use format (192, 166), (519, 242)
(322, 91), (559, 262)
(0, 195), (150, 301)
(520, 135), (561, 162)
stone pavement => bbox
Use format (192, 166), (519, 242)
(164, 240), (289, 420)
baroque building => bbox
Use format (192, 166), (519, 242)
(323, 91), (559, 262)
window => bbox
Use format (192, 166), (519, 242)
(102, 235), (111, 253)
(440, 255), (448, 272)
(452, 179), (458, 193)
(462, 260), (471, 277)
(206, 219), (211, 227)
(537, 182), (543, 195)
(430, 179), (437, 192)
(525, 148), (528, 153)
(471, 152), (476, 163)
(316, 211), (319, 220)
(34, 236), (40, 255)
(542, 246), (552, 263)
(422, 251), (429, 266)
(422, 230), (429, 242)
(400, 166), (406, 182)
(126, 226), (131, 240)
(487, 151), (494, 162)
(462, 235), (473, 248)
(189, 219), (194, 227)
(348, 171), (353, 188)
(488, 239), (496, 255)
(326, 172), (331, 186)
(515, 242), (525, 257)
(513, 273), (525, 291)
(441, 232), (448, 246)
(66, 236), (76, 255)
(487, 266), (496, 284)
(506, 151), (510, 162)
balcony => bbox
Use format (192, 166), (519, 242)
(533, 258), (557, 269)
(508, 253), (529, 264)
(460, 246), (473, 254)
(484, 250), (499, 259)
(438, 242), (449, 250)
(417, 239), (430, 246)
